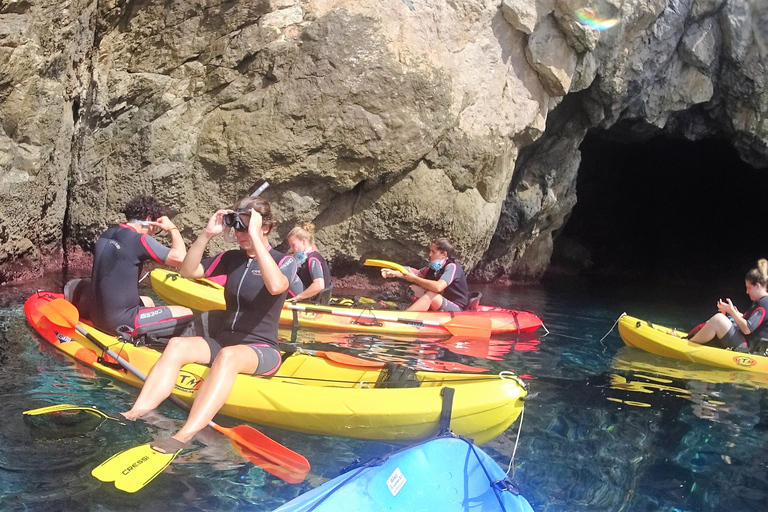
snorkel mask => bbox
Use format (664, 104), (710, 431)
(294, 251), (307, 265)
(222, 210), (251, 232)
(429, 259), (446, 272)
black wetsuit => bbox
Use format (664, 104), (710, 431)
(297, 251), (331, 290)
(201, 248), (295, 350)
(744, 296), (768, 349)
(90, 223), (177, 333)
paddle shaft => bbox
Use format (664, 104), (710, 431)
(73, 326), (214, 427)
(287, 304), (444, 327)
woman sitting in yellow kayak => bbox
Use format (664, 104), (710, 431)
(287, 222), (331, 301)
(118, 195), (296, 453)
(381, 237), (469, 312)
(687, 258), (768, 352)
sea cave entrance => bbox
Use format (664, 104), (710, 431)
(549, 130), (768, 287)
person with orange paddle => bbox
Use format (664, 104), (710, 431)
(381, 237), (470, 312)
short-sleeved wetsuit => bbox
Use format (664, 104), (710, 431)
(90, 223), (190, 337)
(194, 247), (294, 375)
(297, 251), (331, 292)
(417, 259), (470, 311)
(719, 295), (768, 351)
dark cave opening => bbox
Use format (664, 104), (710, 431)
(549, 131), (768, 287)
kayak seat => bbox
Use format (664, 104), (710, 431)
(466, 292), (482, 311)
(315, 283), (334, 305)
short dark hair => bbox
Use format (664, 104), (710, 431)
(122, 195), (168, 221)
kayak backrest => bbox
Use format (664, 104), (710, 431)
(466, 292), (482, 311)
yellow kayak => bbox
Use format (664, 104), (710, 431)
(150, 268), (543, 336)
(612, 346), (768, 389)
(617, 314), (768, 373)
(26, 291), (527, 444)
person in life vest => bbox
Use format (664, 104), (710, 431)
(287, 222), (331, 301)
(81, 195), (193, 339)
(117, 195), (298, 453)
(381, 237), (470, 312)
(687, 259), (768, 352)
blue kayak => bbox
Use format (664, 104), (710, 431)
(274, 436), (533, 512)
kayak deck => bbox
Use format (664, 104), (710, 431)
(25, 291), (527, 443)
(274, 435), (534, 512)
(617, 314), (768, 373)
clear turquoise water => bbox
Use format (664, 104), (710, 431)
(1, 273), (766, 511)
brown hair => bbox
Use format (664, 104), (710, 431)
(288, 222), (316, 246)
(746, 259), (768, 287)
(232, 196), (277, 233)
(431, 237), (456, 259)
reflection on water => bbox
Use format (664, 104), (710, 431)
(2, 275), (768, 511)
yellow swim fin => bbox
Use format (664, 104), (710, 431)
(23, 403), (122, 423)
(92, 443), (181, 493)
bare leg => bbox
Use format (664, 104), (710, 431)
(121, 336), (211, 420)
(407, 291), (444, 311)
(689, 313), (733, 344)
(170, 345), (260, 444)
(140, 295), (156, 307)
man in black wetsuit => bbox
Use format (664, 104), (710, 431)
(84, 195), (193, 339)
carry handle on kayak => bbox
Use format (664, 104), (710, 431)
(286, 303), (492, 338)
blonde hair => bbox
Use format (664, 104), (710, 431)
(288, 222), (316, 246)
(231, 196), (277, 233)
(746, 259), (768, 287)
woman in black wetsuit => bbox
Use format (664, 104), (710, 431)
(381, 237), (470, 312)
(687, 259), (768, 352)
(118, 195), (297, 453)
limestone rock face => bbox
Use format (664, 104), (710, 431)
(0, 0), (766, 283)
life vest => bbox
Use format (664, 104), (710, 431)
(424, 258), (469, 310)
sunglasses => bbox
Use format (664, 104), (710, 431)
(222, 210), (251, 232)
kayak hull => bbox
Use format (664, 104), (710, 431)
(150, 269), (543, 336)
(273, 436), (534, 512)
(618, 315), (768, 373)
(25, 292), (526, 443)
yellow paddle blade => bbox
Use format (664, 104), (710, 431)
(363, 259), (409, 274)
(92, 444), (180, 493)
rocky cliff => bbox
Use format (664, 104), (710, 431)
(0, 0), (765, 283)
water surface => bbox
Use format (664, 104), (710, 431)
(1, 274), (766, 511)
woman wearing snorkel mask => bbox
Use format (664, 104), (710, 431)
(287, 222), (331, 301)
(116, 195), (299, 454)
(381, 237), (470, 312)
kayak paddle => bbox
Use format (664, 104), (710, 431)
(286, 303), (493, 338)
(283, 345), (386, 368)
(38, 298), (310, 489)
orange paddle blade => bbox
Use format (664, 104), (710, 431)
(442, 316), (492, 337)
(315, 350), (386, 368)
(38, 298), (79, 328)
(213, 424), (310, 478)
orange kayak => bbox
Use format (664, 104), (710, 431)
(150, 269), (543, 337)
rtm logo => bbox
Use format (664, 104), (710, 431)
(733, 356), (757, 367)
(175, 370), (204, 391)
(54, 332), (72, 343)
(122, 455), (150, 475)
